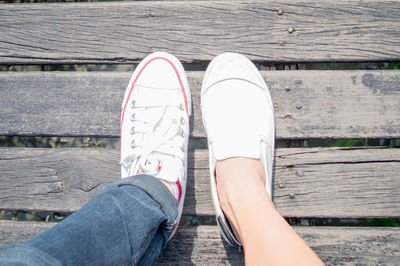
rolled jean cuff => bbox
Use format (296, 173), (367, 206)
(113, 175), (179, 233)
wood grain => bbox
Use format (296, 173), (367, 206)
(1, 147), (399, 217)
(1, 70), (399, 139)
(0, 0), (399, 64)
(0, 221), (399, 265)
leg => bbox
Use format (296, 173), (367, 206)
(216, 158), (323, 265)
(0, 175), (178, 266)
(201, 53), (323, 265)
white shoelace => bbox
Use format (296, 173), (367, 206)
(120, 100), (186, 179)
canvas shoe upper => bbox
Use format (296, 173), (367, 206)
(120, 52), (191, 240)
(201, 52), (275, 248)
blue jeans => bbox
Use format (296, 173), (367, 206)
(0, 175), (178, 265)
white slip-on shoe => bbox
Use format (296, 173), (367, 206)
(201, 52), (275, 248)
(120, 52), (191, 240)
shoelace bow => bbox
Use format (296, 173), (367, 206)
(121, 103), (185, 177)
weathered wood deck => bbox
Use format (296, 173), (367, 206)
(1, 221), (399, 265)
(0, 0), (399, 64)
(0, 0), (400, 264)
(1, 147), (400, 218)
(1, 70), (399, 139)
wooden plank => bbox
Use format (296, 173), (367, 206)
(0, 221), (52, 248)
(0, 0), (399, 64)
(1, 70), (399, 139)
(1, 147), (399, 217)
(274, 147), (400, 217)
(0, 221), (399, 265)
(164, 226), (400, 265)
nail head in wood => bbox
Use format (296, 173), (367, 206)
(296, 169), (304, 176)
(288, 27), (295, 34)
(273, 102), (279, 108)
(289, 193), (295, 199)
(296, 103), (302, 109)
(278, 9), (284, 15)
(285, 87), (291, 92)
(279, 182), (285, 188)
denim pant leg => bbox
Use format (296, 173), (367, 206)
(0, 175), (178, 266)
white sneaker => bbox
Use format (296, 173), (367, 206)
(201, 53), (275, 248)
(120, 52), (191, 239)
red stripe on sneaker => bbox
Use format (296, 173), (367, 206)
(167, 180), (183, 241)
(120, 56), (189, 138)
(176, 180), (182, 203)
